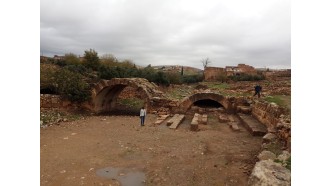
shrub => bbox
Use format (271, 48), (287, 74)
(166, 72), (182, 84)
(53, 68), (91, 102)
(64, 53), (81, 65)
(228, 73), (265, 81)
(182, 74), (203, 84)
(153, 71), (170, 86)
(64, 64), (88, 75)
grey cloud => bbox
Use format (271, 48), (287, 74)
(41, 0), (291, 69)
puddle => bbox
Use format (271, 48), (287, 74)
(96, 167), (145, 186)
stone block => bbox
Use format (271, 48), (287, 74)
(201, 114), (207, 124)
(229, 122), (240, 131)
(167, 114), (179, 125)
(218, 114), (230, 122)
(169, 114), (185, 129)
(248, 160), (291, 186)
(277, 151), (290, 162)
(257, 150), (276, 161)
(237, 106), (252, 114)
(262, 133), (277, 143)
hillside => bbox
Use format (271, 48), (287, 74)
(152, 65), (203, 75)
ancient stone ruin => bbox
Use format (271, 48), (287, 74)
(40, 77), (291, 185)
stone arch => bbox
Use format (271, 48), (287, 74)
(91, 78), (157, 113)
(178, 92), (234, 113)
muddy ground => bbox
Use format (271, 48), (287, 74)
(41, 113), (263, 186)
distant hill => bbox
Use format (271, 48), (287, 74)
(152, 65), (203, 75)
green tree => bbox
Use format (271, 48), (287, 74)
(83, 49), (100, 70)
(53, 68), (91, 102)
(154, 71), (169, 86)
(98, 66), (119, 79)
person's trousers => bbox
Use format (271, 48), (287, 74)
(254, 91), (261, 98)
(140, 116), (145, 126)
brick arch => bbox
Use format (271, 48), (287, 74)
(178, 92), (234, 113)
(91, 78), (156, 113)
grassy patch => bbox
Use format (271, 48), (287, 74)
(264, 95), (291, 110)
(164, 85), (194, 99)
(118, 98), (144, 109)
(274, 156), (291, 170)
(200, 82), (229, 90)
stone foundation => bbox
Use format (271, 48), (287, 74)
(251, 101), (291, 150)
(40, 94), (92, 110)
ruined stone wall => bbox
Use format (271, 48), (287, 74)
(263, 70), (291, 80)
(251, 101), (284, 128)
(237, 64), (257, 75)
(41, 94), (64, 108)
(40, 94), (92, 110)
(117, 86), (145, 100)
(204, 67), (226, 81)
(251, 101), (291, 149)
(149, 97), (179, 115)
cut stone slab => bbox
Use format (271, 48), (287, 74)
(167, 114), (179, 126)
(237, 106), (252, 114)
(238, 113), (267, 136)
(191, 113), (199, 131)
(229, 122), (240, 131)
(169, 114), (185, 129)
(154, 115), (170, 125)
(201, 114), (207, 125)
(228, 114), (237, 122)
(218, 114), (230, 123)
(248, 160), (291, 186)
(262, 133), (277, 143)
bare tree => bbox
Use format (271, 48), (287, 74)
(201, 58), (211, 69)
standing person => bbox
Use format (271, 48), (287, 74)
(140, 107), (146, 126)
(254, 85), (262, 98)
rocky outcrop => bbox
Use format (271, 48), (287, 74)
(262, 133), (277, 144)
(248, 160), (291, 186)
(257, 151), (276, 161)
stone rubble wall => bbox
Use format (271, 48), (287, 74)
(40, 94), (92, 110)
(149, 97), (179, 115)
(248, 101), (291, 186)
(40, 94), (68, 108)
(251, 101), (286, 129)
(251, 101), (291, 150)
(117, 86), (145, 100)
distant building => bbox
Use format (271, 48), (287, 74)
(225, 64), (257, 76)
(204, 67), (226, 81)
(53, 55), (65, 61)
(204, 64), (257, 81)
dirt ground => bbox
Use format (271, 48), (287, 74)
(41, 113), (263, 186)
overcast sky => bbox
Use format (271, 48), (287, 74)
(40, 0), (290, 69)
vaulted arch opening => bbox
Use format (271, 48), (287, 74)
(193, 99), (224, 108)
